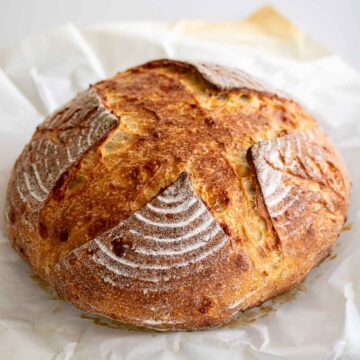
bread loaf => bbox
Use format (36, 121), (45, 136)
(4, 59), (350, 331)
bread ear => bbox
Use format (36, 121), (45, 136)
(136, 59), (282, 96)
(250, 127), (350, 256)
(188, 61), (279, 94)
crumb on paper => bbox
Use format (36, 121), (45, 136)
(79, 313), (156, 333)
(28, 271), (60, 300)
(226, 283), (308, 328)
(342, 223), (352, 232)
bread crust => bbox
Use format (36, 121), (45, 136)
(5, 59), (350, 331)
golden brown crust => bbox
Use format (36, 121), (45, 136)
(5, 88), (119, 276)
(53, 172), (238, 330)
(4, 59), (350, 330)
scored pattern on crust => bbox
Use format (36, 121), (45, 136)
(250, 127), (348, 255)
(6, 88), (118, 230)
(5, 59), (350, 331)
(190, 61), (275, 93)
(55, 172), (230, 291)
(139, 59), (284, 97)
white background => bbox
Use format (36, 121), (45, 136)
(1, 0), (360, 71)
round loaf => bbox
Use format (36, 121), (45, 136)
(5, 59), (350, 331)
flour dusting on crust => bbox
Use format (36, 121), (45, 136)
(191, 61), (276, 93)
(5, 88), (118, 233)
(55, 172), (230, 291)
(251, 127), (349, 255)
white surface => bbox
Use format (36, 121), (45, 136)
(0, 17), (360, 360)
(1, 0), (360, 71)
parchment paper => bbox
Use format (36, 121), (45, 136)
(0, 6), (359, 360)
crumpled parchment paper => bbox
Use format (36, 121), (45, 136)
(0, 6), (359, 360)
